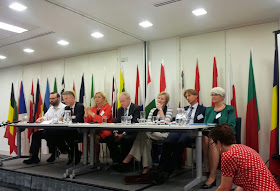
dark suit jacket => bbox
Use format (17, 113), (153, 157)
(113, 103), (141, 124)
(65, 102), (84, 123)
(184, 104), (206, 123)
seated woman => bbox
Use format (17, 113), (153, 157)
(117, 92), (173, 174)
(209, 123), (280, 191)
(202, 87), (236, 189)
(84, 91), (112, 163)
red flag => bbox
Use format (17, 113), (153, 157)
(4, 83), (18, 154)
(160, 63), (166, 92)
(28, 81), (34, 141)
(135, 65), (140, 105)
(269, 49), (280, 177)
(212, 57), (218, 106)
(195, 59), (200, 103)
(246, 52), (260, 152)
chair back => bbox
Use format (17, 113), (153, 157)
(235, 117), (242, 144)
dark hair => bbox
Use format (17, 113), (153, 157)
(50, 92), (60, 98)
(209, 123), (236, 146)
(63, 91), (75, 98)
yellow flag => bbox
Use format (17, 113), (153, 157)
(118, 69), (125, 108)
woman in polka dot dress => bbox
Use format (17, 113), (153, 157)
(209, 123), (280, 191)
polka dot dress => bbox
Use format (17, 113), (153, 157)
(221, 144), (280, 191)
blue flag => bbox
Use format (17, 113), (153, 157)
(43, 79), (50, 113)
(18, 81), (27, 115)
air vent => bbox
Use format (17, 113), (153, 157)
(0, 31), (55, 48)
(154, 0), (182, 7)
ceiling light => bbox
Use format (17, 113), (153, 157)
(23, 48), (34, 53)
(57, 40), (69, 46)
(139, 21), (153, 28)
(0, 22), (28, 33)
(0, 55), (7, 59)
(9, 2), (27, 11)
(192, 8), (207, 16)
(91, 32), (104, 38)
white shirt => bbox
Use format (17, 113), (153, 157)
(124, 102), (131, 116)
(185, 103), (198, 124)
(42, 102), (66, 120)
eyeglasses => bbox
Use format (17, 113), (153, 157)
(211, 94), (220, 97)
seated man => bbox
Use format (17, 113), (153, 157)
(62, 91), (84, 165)
(23, 92), (66, 164)
(106, 92), (141, 164)
(153, 89), (206, 183)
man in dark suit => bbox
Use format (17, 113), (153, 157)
(62, 91), (84, 165)
(153, 89), (206, 184)
(106, 92), (141, 163)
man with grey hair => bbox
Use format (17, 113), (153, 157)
(107, 92), (141, 164)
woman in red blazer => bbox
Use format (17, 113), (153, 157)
(84, 91), (112, 163)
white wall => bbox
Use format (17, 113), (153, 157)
(225, 22), (278, 162)
(0, 21), (278, 163)
(148, 37), (180, 114)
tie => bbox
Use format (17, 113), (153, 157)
(70, 107), (74, 115)
(124, 108), (128, 116)
(186, 107), (194, 124)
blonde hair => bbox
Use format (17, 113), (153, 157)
(158, 91), (170, 104)
(93, 91), (108, 107)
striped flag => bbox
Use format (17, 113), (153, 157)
(4, 83), (18, 154)
(61, 75), (65, 102)
(145, 61), (156, 118)
(73, 81), (76, 100)
(28, 81), (34, 141)
(117, 68), (125, 108)
(34, 79), (43, 122)
(43, 79), (50, 114)
(90, 74), (94, 106)
(212, 57), (218, 106)
(246, 51), (260, 152)
(179, 70), (184, 108)
(160, 62), (166, 93)
(269, 49), (280, 177)
(226, 54), (238, 117)
(195, 59), (200, 103)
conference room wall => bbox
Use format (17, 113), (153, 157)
(225, 21), (278, 163)
(0, 65), (23, 153)
(148, 37), (180, 115)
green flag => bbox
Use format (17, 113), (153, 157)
(90, 74), (94, 106)
(245, 51), (260, 152)
(54, 77), (57, 93)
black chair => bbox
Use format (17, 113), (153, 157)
(235, 117), (242, 144)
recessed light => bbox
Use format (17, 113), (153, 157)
(139, 21), (153, 28)
(0, 55), (7, 59)
(57, 40), (69, 46)
(23, 48), (34, 53)
(91, 32), (104, 38)
(192, 8), (207, 16)
(0, 22), (28, 33)
(9, 2), (27, 11)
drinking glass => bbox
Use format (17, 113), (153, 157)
(102, 116), (107, 124)
(121, 116), (127, 124)
(140, 111), (145, 119)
